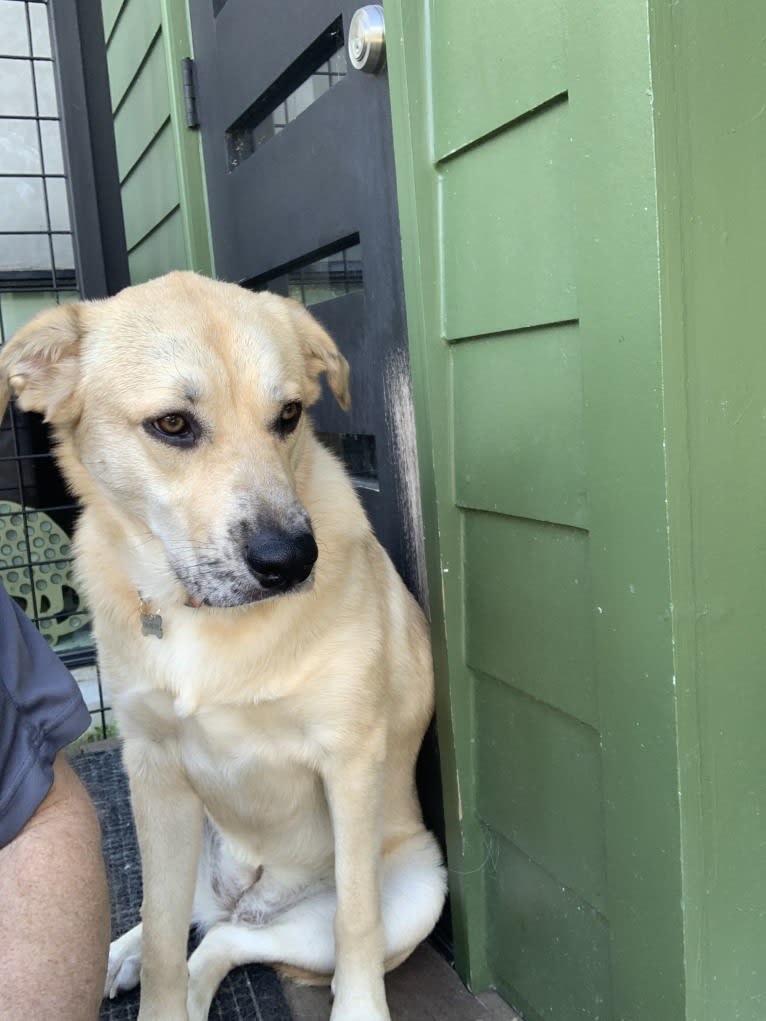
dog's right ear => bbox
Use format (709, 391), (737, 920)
(283, 298), (351, 411)
(0, 303), (83, 424)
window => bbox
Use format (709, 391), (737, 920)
(0, 0), (75, 289)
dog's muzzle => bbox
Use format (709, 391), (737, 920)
(245, 528), (318, 592)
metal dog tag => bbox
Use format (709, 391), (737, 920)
(140, 611), (164, 639)
(139, 599), (164, 639)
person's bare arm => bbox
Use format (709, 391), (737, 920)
(0, 752), (110, 1021)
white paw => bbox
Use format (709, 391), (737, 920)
(186, 987), (211, 1021)
(104, 930), (143, 999)
(105, 948), (141, 999)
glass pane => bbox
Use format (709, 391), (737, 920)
(0, 1), (30, 58)
(40, 118), (64, 174)
(46, 176), (70, 231)
(0, 118), (41, 173)
(270, 54), (344, 142)
(0, 57), (35, 115)
(33, 59), (57, 116)
(286, 241), (363, 307)
(271, 102), (287, 130)
(285, 75), (327, 123)
(316, 433), (377, 490)
(226, 19), (346, 168)
(0, 232), (50, 271)
(328, 49), (347, 77)
(52, 231), (74, 270)
(0, 176), (46, 231)
(29, 2), (51, 59)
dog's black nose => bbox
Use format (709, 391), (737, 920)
(245, 529), (318, 590)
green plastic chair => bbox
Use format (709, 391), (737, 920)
(0, 499), (90, 646)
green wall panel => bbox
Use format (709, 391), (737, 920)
(464, 512), (596, 727)
(440, 99), (576, 341)
(113, 33), (170, 181)
(127, 207), (186, 284)
(0, 291), (78, 340)
(106, 0), (162, 111)
(486, 834), (611, 1021)
(453, 324), (586, 529)
(431, 0), (567, 160)
(475, 672), (607, 913)
(390, 0), (766, 1016)
(102, 0), (127, 42)
(121, 122), (180, 252)
(102, 0), (212, 281)
(386, 0), (694, 1017)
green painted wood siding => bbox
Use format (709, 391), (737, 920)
(387, 4), (613, 1015)
(0, 292), (78, 341)
(386, 2), (688, 1019)
(389, 1), (766, 1019)
(101, 0), (211, 283)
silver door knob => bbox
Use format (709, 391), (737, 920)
(348, 6), (386, 74)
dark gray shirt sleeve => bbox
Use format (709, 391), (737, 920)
(0, 583), (90, 847)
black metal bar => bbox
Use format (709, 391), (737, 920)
(0, 172), (66, 178)
(60, 648), (98, 671)
(0, 53), (54, 62)
(0, 269), (77, 292)
(48, 0), (129, 298)
(0, 114), (59, 121)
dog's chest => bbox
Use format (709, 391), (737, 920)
(182, 698), (318, 769)
(178, 700), (333, 860)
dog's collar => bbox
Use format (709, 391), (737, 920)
(138, 592), (203, 639)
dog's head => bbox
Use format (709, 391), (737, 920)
(0, 272), (351, 607)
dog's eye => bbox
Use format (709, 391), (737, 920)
(145, 413), (197, 447)
(156, 414), (190, 436)
(276, 401), (302, 436)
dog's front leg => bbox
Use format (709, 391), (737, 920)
(124, 739), (204, 1021)
(323, 728), (390, 1021)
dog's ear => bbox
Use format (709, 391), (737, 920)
(0, 303), (84, 423)
(285, 299), (351, 411)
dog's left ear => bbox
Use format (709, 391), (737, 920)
(0, 303), (84, 424)
(285, 299), (351, 411)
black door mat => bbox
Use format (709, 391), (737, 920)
(71, 746), (294, 1021)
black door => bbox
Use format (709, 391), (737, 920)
(187, 0), (425, 602)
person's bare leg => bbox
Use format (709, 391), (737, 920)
(0, 752), (110, 1021)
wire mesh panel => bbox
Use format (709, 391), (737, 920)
(0, 0), (110, 739)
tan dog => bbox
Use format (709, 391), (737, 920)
(0, 272), (445, 1021)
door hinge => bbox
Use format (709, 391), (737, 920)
(181, 57), (199, 129)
